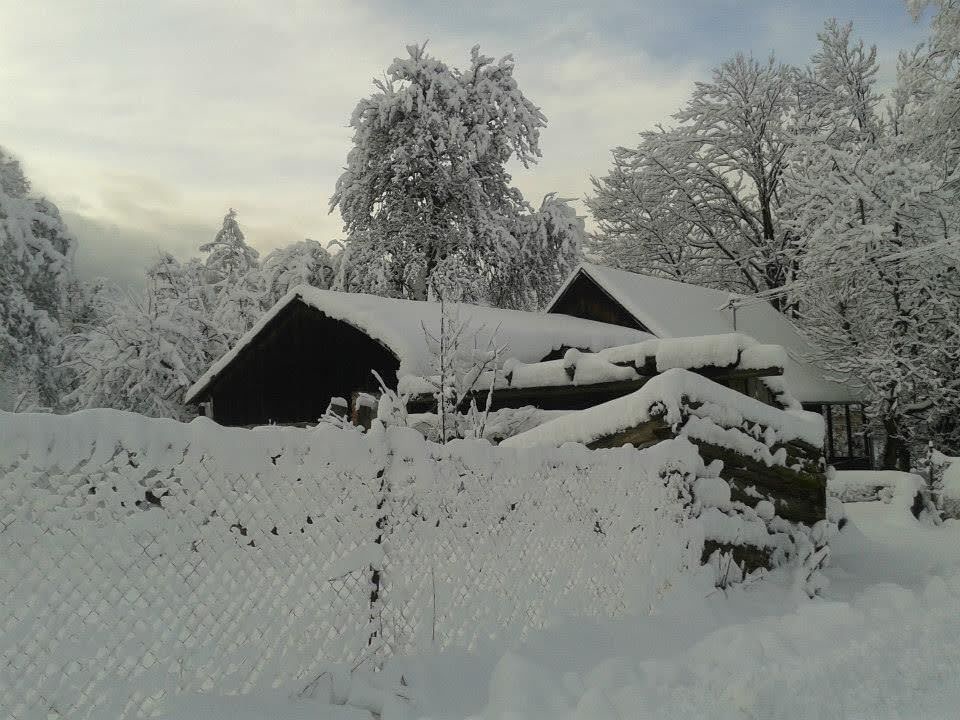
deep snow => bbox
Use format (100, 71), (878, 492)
(164, 488), (960, 720)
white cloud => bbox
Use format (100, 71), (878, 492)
(0, 0), (926, 284)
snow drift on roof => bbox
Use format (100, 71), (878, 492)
(185, 286), (650, 403)
(548, 263), (859, 404)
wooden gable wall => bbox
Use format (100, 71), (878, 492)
(548, 271), (651, 333)
(200, 300), (401, 427)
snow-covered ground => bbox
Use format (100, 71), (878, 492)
(165, 485), (960, 720)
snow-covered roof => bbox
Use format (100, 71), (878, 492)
(185, 286), (650, 404)
(548, 263), (859, 404)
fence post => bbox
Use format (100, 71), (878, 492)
(367, 428), (392, 665)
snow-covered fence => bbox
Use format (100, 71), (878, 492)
(0, 410), (703, 719)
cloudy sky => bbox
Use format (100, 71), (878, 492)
(0, 0), (929, 288)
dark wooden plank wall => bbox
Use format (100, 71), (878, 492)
(205, 300), (400, 426)
(549, 272), (650, 332)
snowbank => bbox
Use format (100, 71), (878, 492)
(464, 570), (960, 720)
(940, 458), (960, 514)
(829, 469), (926, 505)
(502, 368), (824, 450)
(164, 511), (960, 720)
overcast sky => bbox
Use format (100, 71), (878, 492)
(0, 0), (929, 288)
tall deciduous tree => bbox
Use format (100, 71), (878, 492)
(588, 55), (806, 308)
(330, 43), (580, 308)
(898, 0), (960, 186)
(786, 18), (960, 466)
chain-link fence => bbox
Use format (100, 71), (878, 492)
(1, 410), (702, 719)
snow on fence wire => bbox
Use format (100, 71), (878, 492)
(0, 410), (704, 719)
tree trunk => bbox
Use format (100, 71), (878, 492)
(882, 417), (911, 471)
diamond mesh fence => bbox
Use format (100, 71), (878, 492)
(0, 411), (702, 718)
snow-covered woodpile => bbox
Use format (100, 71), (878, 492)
(403, 333), (790, 412)
(504, 368), (830, 573)
(1, 408), (708, 719)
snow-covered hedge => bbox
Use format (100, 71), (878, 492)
(0, 409), (707, 719)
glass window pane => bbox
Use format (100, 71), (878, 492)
(830, 405), (849, 457)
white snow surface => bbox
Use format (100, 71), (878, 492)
(0, 408), (703, 720)
(548, 264), (859, 404)
(829, 469), (926, 504)
(502, 368), (824, 450)
(598, 332), (787, 374)
(941, 458), (960, 501)
(185, 286), (649, 403)
(166, 496), (960, 720)
(8, 408), (960, 720)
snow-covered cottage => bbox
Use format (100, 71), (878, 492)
(545, 263), (871, 469)
(183, 286), (645, 426)
(186, 265), (868, 470)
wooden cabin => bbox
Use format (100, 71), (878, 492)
(545, 264), (872, 469)
(184, 286), (646, 426)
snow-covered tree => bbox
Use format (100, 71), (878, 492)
(419, 299), (507, 442)
(330, 43), (579, 308)
(786, 19), (960, 466)
(488, 194), (585, 310)
(0, 146), (76, 409)
(789, 139), (960, 466)
(797, 19), (882, 142)
(199, 209), (263, 342)
(199, 208), (259, 281)
(588, 55), (807, 308)
(61, 264), (215, 420)
(897, 1), (960, 186)
(260, 238), (338, 306)
(145, 253), (231, 359)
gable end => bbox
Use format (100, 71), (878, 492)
(548, 270), (651, 333)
